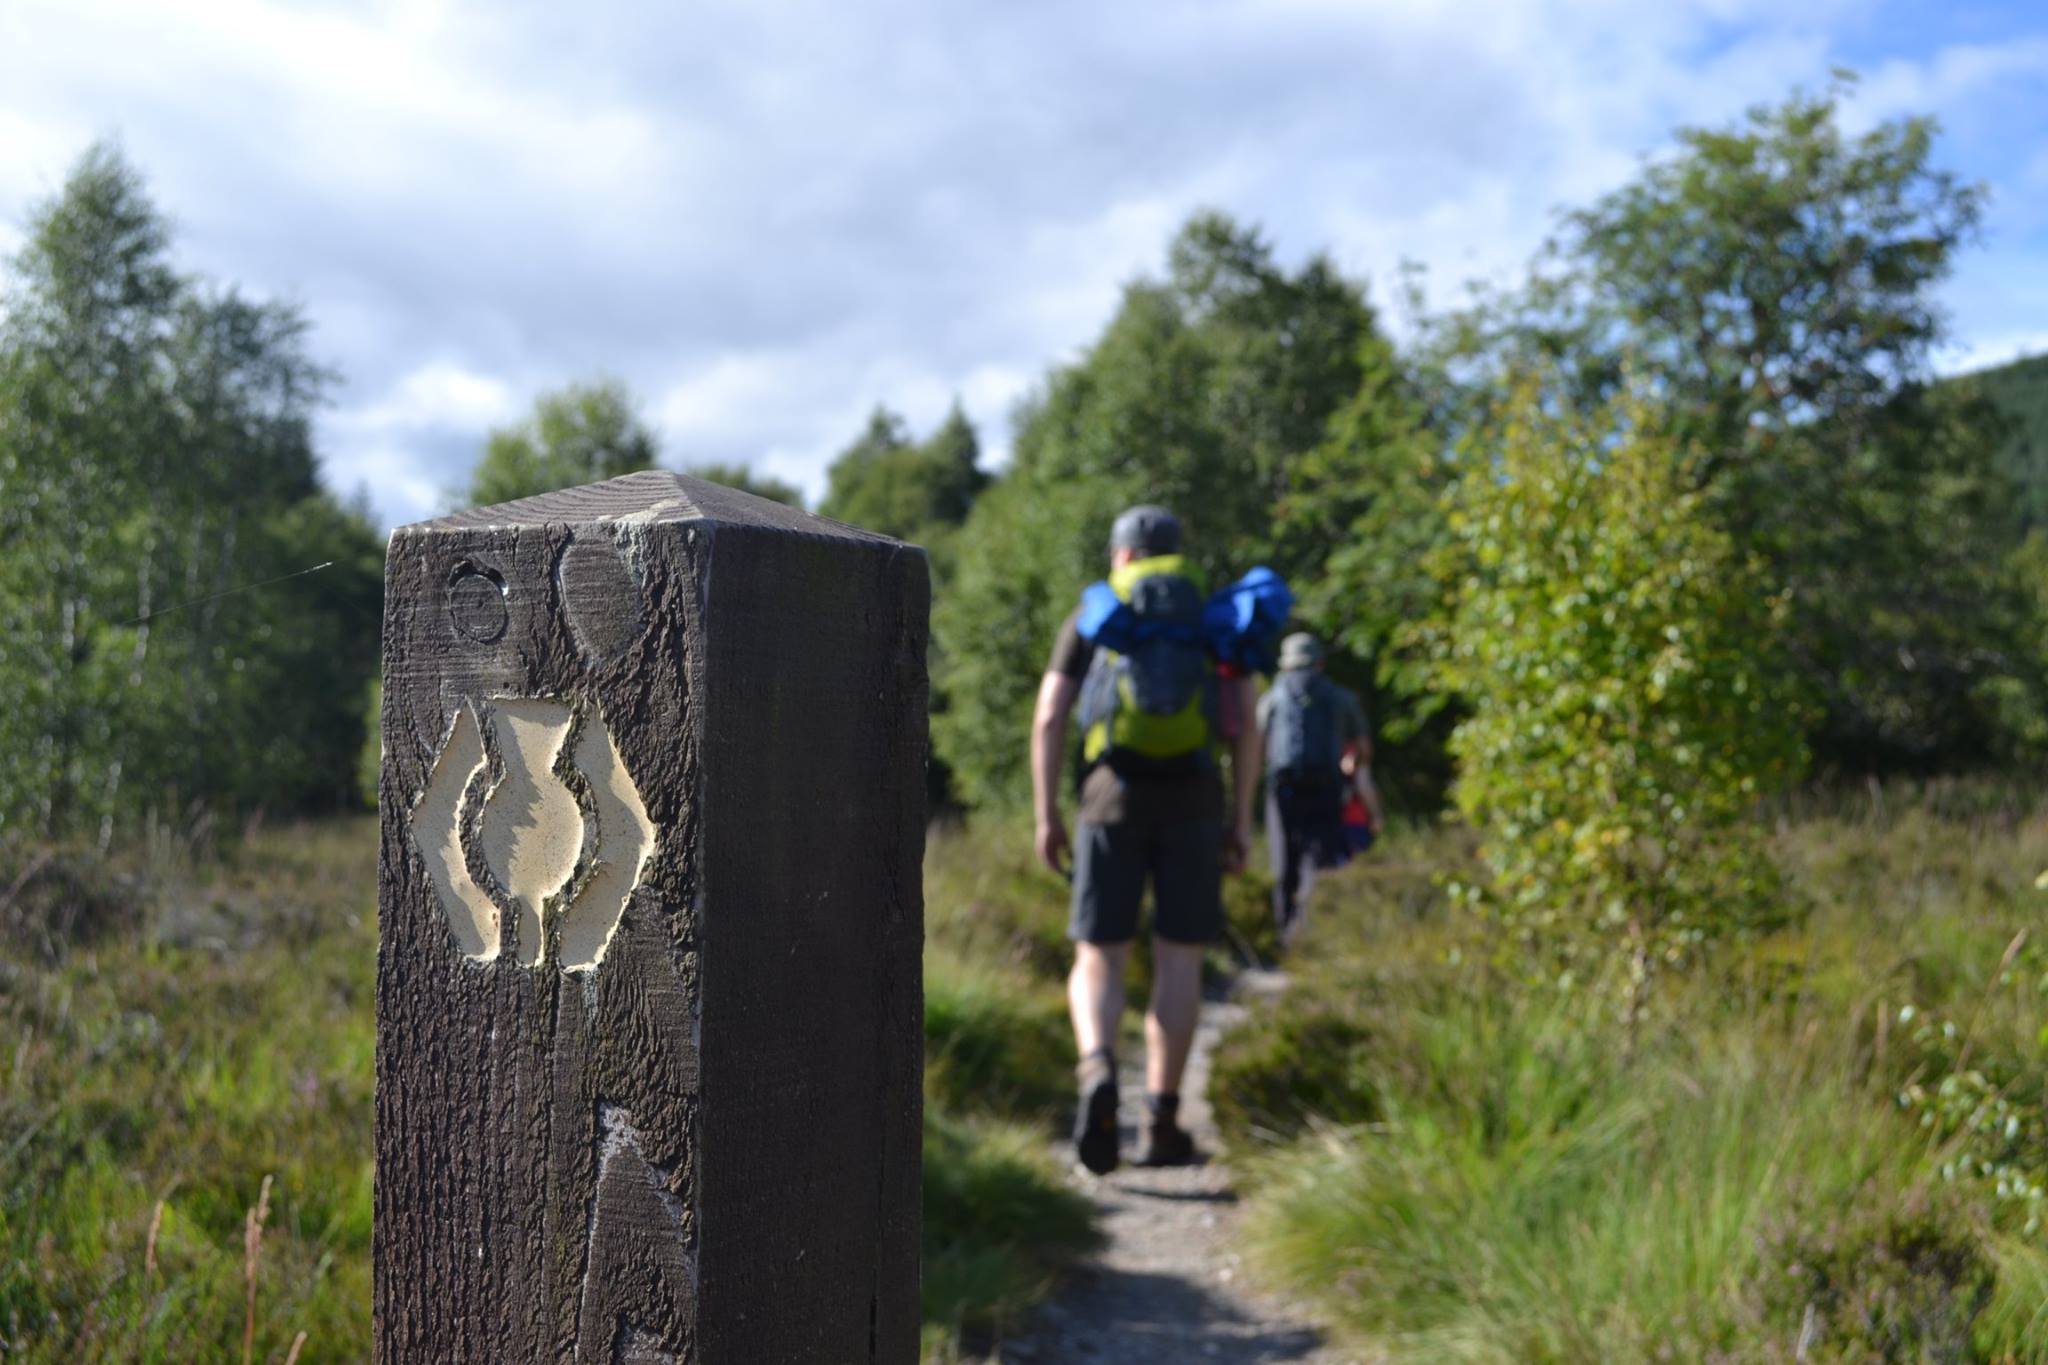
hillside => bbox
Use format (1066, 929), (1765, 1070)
(1949, 350), (2048, 528)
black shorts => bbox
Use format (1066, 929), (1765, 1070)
(1069, 819), (1224, 946)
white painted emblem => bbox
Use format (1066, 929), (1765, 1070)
(411, 698), (655, 972)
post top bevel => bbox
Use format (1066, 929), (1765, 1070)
(400, 469), (908, 547)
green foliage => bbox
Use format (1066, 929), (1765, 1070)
(818, 404), (988, 548)
(923, 950), (1072, 1118)
(0, 144), (383, 838)
(920, 1107), (1095, 1357)
(678, 460), (804, 507)
(357, 676), (383, 811)
(1564, 82), (1982, 450)
(1206, 1001), (1378, 1151)
(935, 211), (1382, 805)
(1420, 81), (2028, 771)
(1892, 940), (2048, 1238)
(1226, 790), (2048, 1360)
(3, 814), (1101, 1364)
(465, 377), (657, 506)
(916, 820), (1104, 1356)
(1753, 1189), (1995, 1361)
(1280, 322), (1456, 806)
(465, 384), (802, 511)
(922, 817), (1078, 984)
(1959, 350), (2048, 529)
(1243, 1025), (1929, 1360)
(1434, 381), (1807, 995)
(0, 821), (377, 1362)
(820, 403), (992, 808)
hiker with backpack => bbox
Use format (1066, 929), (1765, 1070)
(1259, 632), (1382, 946)
(1029, 505), (1274, 1174)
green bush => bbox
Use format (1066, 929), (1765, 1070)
(918, 816), (1107, 1360)
(1208, 999), (1378, 1150)
(0, 820), (377, 1362)
(920, 1108), (1096, 1357)
(0, 817), (1107, 1364)
(1752, 1189), (1994, 1362)
(1222, 783), (2048, 1362)
(923, 817), (1075, 986)
(1432, 379), (1807, 1008)
(0, 147), (383, 840)
(1240, 1012), (1930, 1361)
(924, 951), (1073, 1121)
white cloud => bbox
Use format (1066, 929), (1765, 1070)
(338, 361), (519, 434)
(321, 360), (522, 524)
(1, 0), (2043, 527)
(1852, 37), (2048, 127)
(1938, 329), (2048, 375)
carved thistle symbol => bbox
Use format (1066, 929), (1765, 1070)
(410, 698), (655, 972)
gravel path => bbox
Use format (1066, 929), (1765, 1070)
(985, 970), (1362, 1364)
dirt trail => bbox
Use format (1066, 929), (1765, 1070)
(988, 970), (1361, 1364)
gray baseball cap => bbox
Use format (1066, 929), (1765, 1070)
(1109, 504), (1182, 556)
(1279, 632), (1323, 670)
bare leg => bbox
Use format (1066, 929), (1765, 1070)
(1069, 941), (1131, 1061)
(1145, 938), (1204, 1095)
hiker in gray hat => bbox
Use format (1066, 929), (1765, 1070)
(1029, 504), (1262, 1174)
(1258, 632), (1381, 946)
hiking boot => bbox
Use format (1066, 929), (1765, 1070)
(1136, 1092), (1196, 1167)
(1136, 1114), (1196, 1168)
(1072, 1051), (1120, 1176)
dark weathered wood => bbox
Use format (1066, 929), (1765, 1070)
(375, 471), (927, 1363)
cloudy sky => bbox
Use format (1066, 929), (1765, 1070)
(3, 0), (2044, 527)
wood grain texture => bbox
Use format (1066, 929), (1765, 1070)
(376, 472), (927, 1363)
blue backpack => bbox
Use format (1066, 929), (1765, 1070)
(1075, 561), (1294, 778)
(1077, 563), (1293, 674)
(1201, 566), (1293, 675)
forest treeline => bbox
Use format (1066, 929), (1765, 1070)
(5, 81), (2047, 844)
(0, 148), (384, 841)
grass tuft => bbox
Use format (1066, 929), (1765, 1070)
(1224, 784), (2048, 1362)
(0, 813), (1105, 1363)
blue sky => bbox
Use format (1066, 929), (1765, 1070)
(2, 0), (2044, 528)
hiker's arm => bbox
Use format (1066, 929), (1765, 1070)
(1338, 693), (1384, 830)
(1349, 734), (1387, 831)
(1227, 674), (1260, 870)
(1030, 670), (1079, 875)
(1357, 764), (1387, 833)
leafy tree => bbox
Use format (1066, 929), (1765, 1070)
(819, 403), (988, 545)
(935, 212), (1381, 805)
(1948, 351), (2048, 531)
(0, 144), (382, 839)
(1433, 379), (1808, 1014)
(1422, 81), (2026, 770)
(816, 401), (992, 809)
(1278, 323), (1455, 806)
(466, 378), (657, 506)
(679, 460), (804, 507)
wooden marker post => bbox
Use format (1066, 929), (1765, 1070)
(374, 472), (927, 1363)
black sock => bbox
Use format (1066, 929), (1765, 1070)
(1147, 1092), (1179, 1121)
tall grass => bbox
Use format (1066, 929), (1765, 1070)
(1222, 786), (2048, 1362)
(920, 818), (1100, 1359)
(0, 820), (375, 1361)
(0, 815), (1102, 1363)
